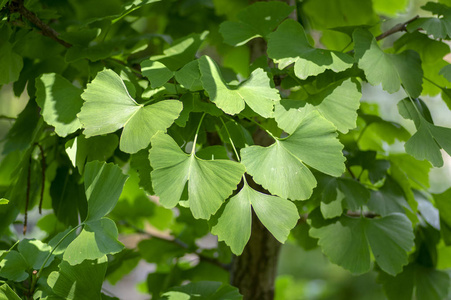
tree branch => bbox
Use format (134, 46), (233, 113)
(376, 15), (419, 41)
(8, 0), (72, 48)
(119, 220), (230, 271)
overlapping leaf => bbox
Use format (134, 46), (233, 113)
(199, 56), (280, 117)
(0, 30), (23, 85)
(212, 182), (299, 254)
(407, 2), (451, 39)
(354, 29), (423, 98)
(267, 19), (354, 80)
(241, 111), (345, 201)
(219, 1), (294, 46)
(309, 211), (415, 275)
(274, 79), (361, 134)
(47, 257), (108, 300)
(63, 161), (128, 265)
(149, 132), (245, 219)
(35, 73), (83, 137)
(78, 69), (182, 153)
(398, 98), (451, 167)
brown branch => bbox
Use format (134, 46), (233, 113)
(119, 220), (230, 271)
(8, 0), (72, 48)
(376, 15), (419, 41)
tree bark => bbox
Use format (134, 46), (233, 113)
(229, 2), (297, 298)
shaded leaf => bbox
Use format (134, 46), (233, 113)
(162, 281), (242, 300)
(141, 60), (174, 88)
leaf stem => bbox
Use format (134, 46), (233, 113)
(246, 117), (276, 140)
(192, 113), (207, 155)
(423, 76), (443, 89)
(219, 117), (241, 161)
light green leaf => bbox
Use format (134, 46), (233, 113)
(47, 257), (107, 300)
(199, 56), (280, 117)
(373, 0), (409, 16)
(0, 283), (21, 300)
(212, 183), (299, 254)
(241, 111), (345, 200)
(378, 263), (450, 300)
(149, 132), (245, 219)
(35, 73), (83, 137)
(84, 161), (128, 222)
(63, 218), (124, 265)
(150, 31), (208, 70)
(275, 79), (361, 134)
(309, 212), (414, 275)
(354, 29), (423, 98)
(0, 239), (53, 282)
(175, 60), (203, 91)
(267, 19), (354, 80)
(398, 98), (451, 167)
(0, 40), (23, 85)
(163, 281), (242, 300)
(79, 69), (182, 153)
(0, 199), (8, 205)
(219, 1), (294, 46)
(141, 60), (174, 88)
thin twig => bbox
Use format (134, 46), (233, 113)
(24, 155), (31, 235)
(375, 15), (420, 41)
(119, 220), (230, 271)
(34, 143), (45, 214)
(8, 0), (71, 48)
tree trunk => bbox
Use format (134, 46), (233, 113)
(229, 1), (297, 299)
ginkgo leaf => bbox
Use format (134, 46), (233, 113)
(63, 218), (124, 265)
(212, 182), (299, 254)
(35, 73), (83, 137)
(241, 111), (345, 200)
(79, 69), (182, 153)
(141, 60), (174, 88)
(267, 19), (354, 80)
(48, 257), (107, 300)
(199, 55), (280, 117)
(309, 211), (414, 275)
(174, 59), (203, 91)
(398, 98), (451, 167)
(274, 79), (361, 134)
(149, 132), (245, 219)
(407, 2), (451, 39)
(219, 1), (294, 46)
(354, 28), (423, 98)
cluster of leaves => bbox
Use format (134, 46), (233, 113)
(1, 0), (451, 299)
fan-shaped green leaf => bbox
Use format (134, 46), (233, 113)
(35, 73), (83, 137)
(47, 257), (107, 300)
(63, 218), (124, 265)
(79, 69), (182, 153)
(354, 29), (423, 98)
(408, 17), (451, 39)
(274, 79), (361, 133)
(84, 161), (128, 222)
(0, 39), (23, 85)
(175, 60), (203, 91)
(398, 98), (451, 167)
(219, 1), (294, 46)
(199, 56), (280, 117)
(309, 212), (414, 275)
(149, 132), (245, 219)
(212, 183), (298, 254)
(163, 281), (242, 300)
(141, 60), (174, 88)
(267, 19), (354, 80)
(241, 111), (345, 200)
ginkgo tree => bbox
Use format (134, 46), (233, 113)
(1, 0), (451, 299)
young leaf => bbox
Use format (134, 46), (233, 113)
(149, 132), (245, 219)
(267, 19), (354, 80)
(84, 161), (128, 222)
(47, 257), (108, 300)
(79, 69), (183, 153)
(241, 111), (345, 200)
(35, 73), (83, 137)
(274, 79), (361, 134)
(309, 211), (414, 275)
(219, 1), (294, 46)
(398, 98), (451, 167)
(212, 182), (299, 255)
(199, 55), (280, 117)
(354, 29), (423, 98)
(63, 218), (124, 265)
